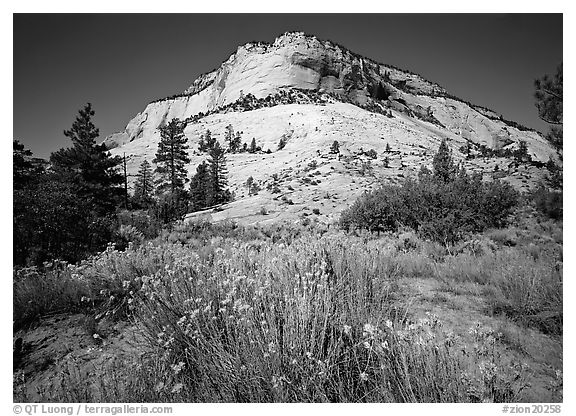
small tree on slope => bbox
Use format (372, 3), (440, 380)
(133, 160), (154, 206)
(206, 141), (231, 206)
(432, 139), (456, 183)
(50, 103), (123, 215)
(153, 118), (190, 195)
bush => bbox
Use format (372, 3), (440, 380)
(340, 141), (519, 244)
(530, 185), (562, 220)
(341, 174), (518, 244)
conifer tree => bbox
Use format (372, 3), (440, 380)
(133, 160), (154, 206)
(432, 139), (456, 183)
(13, 140), (38, 190)
(535, 63), (563, 153)
(330, 140), (340, 154)
(198, 129), (216, 153)
(153, 118), (190, 194)
(249, 138), (260, 153)
(207, 141), (231, 206)
(50, 103), (123, 214)
(189, 161), (210, 211)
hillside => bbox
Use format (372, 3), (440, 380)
(103, 31), (556, 225)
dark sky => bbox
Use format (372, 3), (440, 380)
(13, 13), (562, 159)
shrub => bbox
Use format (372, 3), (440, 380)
(530, 185), (562, 220)
(340, 141), (519, 244)
(365, 149), (377, 159)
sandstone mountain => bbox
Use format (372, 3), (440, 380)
(104, 32), (556, 225)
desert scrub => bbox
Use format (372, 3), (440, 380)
(127, 234), (528, 402)
(13, 263), (91, 330)
(434, 248), (562, 334)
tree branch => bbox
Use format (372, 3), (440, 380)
(539, 115), (563, 125)
(542, 88), (563, 100)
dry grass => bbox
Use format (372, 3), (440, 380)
(14, 219), (560, 402)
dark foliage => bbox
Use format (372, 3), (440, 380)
(340, 142), (519, 244)
(132, 160), (154, 207)
(198, 129), (217, 153)
(330, 140), (340, 154)
(535, 63), (563, 153)
(149, 189), (191, 224)
(206, 141), (232, 206)
(14, 175), (117, 265)
(153, 118), (190, 195)
(50, 103), (123, 215)
(432, 139), (456, 183)
(13, 140), (42, 190)
(530, 185), (562, 220)
(14, 105), (125, 266)
(189, 161), (210, 211)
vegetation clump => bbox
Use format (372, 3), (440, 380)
(340, 139), (519, 244)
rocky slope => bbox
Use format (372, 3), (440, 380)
(104, 32), (556, 225)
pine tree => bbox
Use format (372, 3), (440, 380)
(386, 143), (392, 153)
(432, 139), (456, 183)
(245, 176), (255, 196)
(189, 161), (210, 211)
(224, 124), (242, 153)
(330, 140), (340, 154)
(153, 118), (190, 194)
(133, 160), (154, 206)
(207, 141), (231, 206)
(535, 63), (562, 153)
(198, 129), (216, 153)
(13, 140), (38, 190)
(249, 138), (260, 153)
(278, 135), (288, 150)
(50, 103), (123, 214)
(231, 132), (242, 153)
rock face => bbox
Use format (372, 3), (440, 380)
(104, 32), (552, 159)
(104, 31), (556, 225)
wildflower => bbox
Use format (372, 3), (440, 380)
(363, 323), (376, 337)
(343, 325), (352, 336)
(154, 382), (165, 393)
(306, 351), (313, 359)
(359, 372), (369, 381)
(291, 359), (298, 365)
(363, 341), (371, 350)
(171, 361), (185, 375)
(385, 320), (393, 329)
(171, 383), (184, 394)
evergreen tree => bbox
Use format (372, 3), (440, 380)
(224, 124), (242, 153)
(189, 161), (210, 211)
(50, 103), (123, 214)
(13, 140), (38, 190)
(432, 139), (456, 183)
(249, 138), (258, 153)
(385, 143), (392, 153)
(198, 129), (216, 153)
(153, 118), (190, 194)
(133, 160), (154, 206)
(535, 63), (563, 153)
(207, 141), (231, 206)
(245, 176), (255, 196)
(330, 140), (340, 154)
